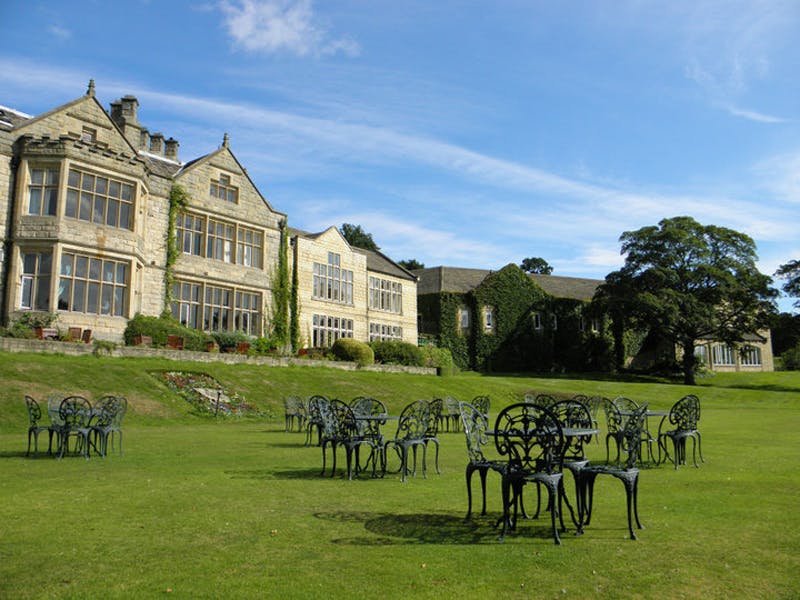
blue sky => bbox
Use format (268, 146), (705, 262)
(2, 1), (798, 311)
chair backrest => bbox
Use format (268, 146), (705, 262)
(351, 397), (388, 437)
(25, 396), (42, 426)
(550, 399), (593, 462)
(393, 400), (431, 441)
(586, 395), (606, 420)
(47, 394), (66, 426)
(613, 396), (639, 412)
(284, 396), (306, 416)
(472, 395), (490, 417)
(669, 394), (700, 431)
(494, 402), (564, 474)
(528, 393), (558, 407)
(306, 395), (329, 424)
(603, 398), (624, 435)
(425, 398), (443, 437)
(458, 401), (491, 463)
(59, 396), (92, 428)
(619, 403), (649, 468)
(93, 395), (120, 427)
(444, 396), (460, 416)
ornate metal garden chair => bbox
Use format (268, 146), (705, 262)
(304, 395), (329, 446)
(382, 400), (431, 482)
(25, 396), (51, 456)
(320, 399), (379, 480)
(575, 403), (648, 540)
(494, 402), (566, 545)
(658, 394), (703, 469)
(443, 396), (461, 432)
(458, 401), (507, 520)
(550, 398), (595, 529)
(472, 395), (490, 419)
(283, 396), (307, 432)
(422, 398), (443, 474)
(91, 395), (127, 456)
(57, 395), (94, 459)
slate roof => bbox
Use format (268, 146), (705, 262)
(414, 265), (603, 302)
(0, 105), (32, 129)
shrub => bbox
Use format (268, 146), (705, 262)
(331, 338), (374, 366)
(370, 340), (425, 366)
(212, 330), (251, 352)
(780, 343), (800, 371)
(124, 314), (210, 351)
(252, 336), (280, 355)
(420, 345), (456, 370)
(3, 312), (58, 338)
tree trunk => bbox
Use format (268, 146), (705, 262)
(682, 339), (696, 386)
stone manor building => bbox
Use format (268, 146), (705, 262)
(0, 82), (417, 347)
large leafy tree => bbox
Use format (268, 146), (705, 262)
(398, 258), (425, 270)
(596, 216), (776, 385)
(775, 259), (800, 308)
(520, 257), (553, 275)
(339, 223), (379, 251)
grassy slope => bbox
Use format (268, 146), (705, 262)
(1, 352), (799, 598)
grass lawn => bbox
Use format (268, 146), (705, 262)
(1, 352), (799, 598)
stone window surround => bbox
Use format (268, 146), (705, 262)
(210, 172), (238, 204)
(368, 276), (403, 314)
(170, 278), (262, 336)
(312, 252), (354, 305)
(176, 210), (264, 269)
(312, 313), (354, 348)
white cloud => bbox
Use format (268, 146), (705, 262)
(723, 104), (786, 124)
(752, 152), (800, 204)
(218, 0), (359, 57)
(47, 25), (72, 41)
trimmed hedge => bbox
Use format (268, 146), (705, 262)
(331, 338), (374, 366)
(124, 314), (209, 351)
(370, 340), (425, 367)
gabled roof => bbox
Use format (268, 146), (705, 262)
(290, 227), (417, 281)
(0, 105), (32, 129)
(413, 266), (491, 295)
(529, 274), (602, 302)
(414, 265), (603, 301)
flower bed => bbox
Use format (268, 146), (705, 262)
(154, 371), (265, 417)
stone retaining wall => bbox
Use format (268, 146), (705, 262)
(0, 337), (437, 375)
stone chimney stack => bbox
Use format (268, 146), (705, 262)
(164, 137), (179, 161)
(139, 129), (150, 152)
(109, 95), (142, 149)
(149, 133), (164, 155)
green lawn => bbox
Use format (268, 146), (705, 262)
(1, 352), (799, 598)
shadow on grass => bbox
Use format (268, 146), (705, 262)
(225, 467), (322, 480)
(313, 510), (571, 546)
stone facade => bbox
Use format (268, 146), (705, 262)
(0, 83), (417, 347)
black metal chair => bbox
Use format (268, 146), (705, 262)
(25, 396), (51, 456)
(91, 395), (126, 456)
(283, 396), (307, 432)
(458, 401), (507, 520)
(472, 395), (490, 419)
(350, 396), (388, 448)
(382, 400), (430, 482)
(658, 394), (703, 469)
(494, 402), (566, 545)
(57, 396), (94, 459)
(304, 395), (329, 446)
(319, 399), (379, 480)
(576, 403), (648, 540)
(550, 398), (594, 529)
(443, 396), (461, 432)
(422, 398), (443, 474)
(613, 397), (656, 463)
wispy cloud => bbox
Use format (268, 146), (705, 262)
(723, 104), (786, 123)
(47, 25), (72, 41)
(218, 0), (359, 57)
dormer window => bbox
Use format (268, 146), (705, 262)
(210, 174), (238, 203)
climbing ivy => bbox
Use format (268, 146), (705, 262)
(271, 220), (290, 349)
(163, 184), (189, 316)
(289, 238), (300, 353)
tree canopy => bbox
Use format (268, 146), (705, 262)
(520, 257), (553, 275)
(398, 259), (425, 270)
(339, 223), (379, 251)
(595, 216), (776, 385)
(775, 259), (800, 308)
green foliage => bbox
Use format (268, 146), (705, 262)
(271, 220), (290, 347)
(597, 216), (778, 385)
(331, 338), (374, 366)
(420, 291), (471, 369)
(124, 314), (209, 351)
(398, 258), (425, 270)
(289, 241), (301, 353)
(775, 259), (800, 308)
(164, 184), (190, 314)
(370, 340), (425, 366)
(339, 223), (379, 251)
(211, 330), (251, 351)
(252, 336), (279, 355)
(779, 342), (800, 370)
(3, 312), (58, 338)
(520, 256), (553, 274)
(770, 312), (800, 356)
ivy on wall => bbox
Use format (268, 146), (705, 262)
(163, 184), (189, 316)
(289, 235), (300, 353)
(271, 220), (290, 349)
